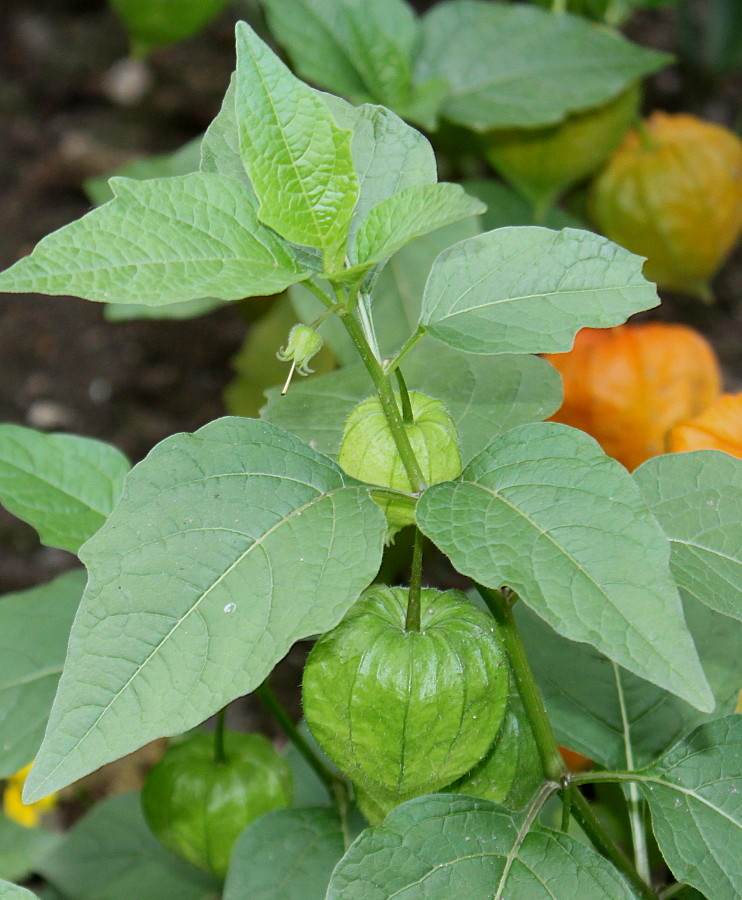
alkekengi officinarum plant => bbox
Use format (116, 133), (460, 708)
(0, 20), (740, 900)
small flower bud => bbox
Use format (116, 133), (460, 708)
(277, 325), (323, 376)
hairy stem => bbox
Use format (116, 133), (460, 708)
(476, 584), (565, 781)
(213, 706), (227, 765)
(405, 528), (425, 632)
(571, 790), (660, 900)
(384, 326), (427, 374)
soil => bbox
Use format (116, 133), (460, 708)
(0, 0), (740, 768)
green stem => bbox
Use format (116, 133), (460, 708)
(395, 369), (414, 424)
(405, 528), (425, 632)
(560, 777), (572, 832)
(475, 585), (565, 781)
(340, 310), (427, 493)
(571, 790), (659, 900)
(384, 326), (427, 374)
(255, 683), (335, 794)
(214, 706), (227, 765)
(303, 279), (337, 309)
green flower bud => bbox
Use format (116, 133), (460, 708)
(276, 324), (324, 376)
(303, 585), (509, 822)
(338, 391), (462, 534)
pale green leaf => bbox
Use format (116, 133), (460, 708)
(415, 0), (670, 130)
(24, 418), (386, 801)
(224, 808), (344, 899)
(234, 23), (358, 270)
(0, 815), (59, 884)
(84, 136), (202, 206)
(420, 227), (658, 355)
(262, 344), (560, 462)
(349, 183), (485, 270)
(516, 594), (741, 769)
(262, 0), (418, 108)
(200, 74), (251, 187)
(0, 174), (306, 306)
(38, 793), (218, 900)
(417, 423), (713, 711)
(0, 425), (130, 553)
(326, 794), (640, 899)
(104, 296), (226, 322)
(0, 881), (38, 900)
(635, 451), (742, 622)
(636, 717), (742, 900)
(0, 570), (85, 779)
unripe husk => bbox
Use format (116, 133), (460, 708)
(338, 391), (462, 533)
(590, 112), (742, 297)
(482, 84), (640, 219)
(302, 585), (509, 822)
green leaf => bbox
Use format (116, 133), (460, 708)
(0, 881), (38, 900)
(321, 97), (437, 246)
(223, 295), (336, 419)
(261, 0), (418, 108)
(200, 74), (251, 187)
(84, 137), (203, 206)
(415, 1), (670, 130)
(516, 594), (741, 769)
(109, 0), (229, 54)
(634, 451), (742, 622)
(263, 344), (561, 462)
(0, 570), (85, 779)
(0, 173), (307, 306)
(420, 226), (658, 355)
(417, 423), (713, 711)
(0, 425), (130, 553)
(349, 183), (484, 271)
(104, 296), (226, 322)
(24, 418), (386, 801)
(326, 794), (640, 899)
(464, 179), (586, 231)
(224, 808), (344, 900)
(38, 793), (219, 900)
(0, 815), (59, 883)
(636, 717), (742, 900)
(234, 23), (358, 270)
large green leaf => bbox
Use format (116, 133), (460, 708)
(348, 183), (484, 271)
(634, 451), (742, 622)
(38, 793), (218, 900)
(326, 794), (640, 899)
(23, 418), (386, 802)
(234, 23), (358, 271)
(224, 808), (344, 899)
(0, 425), (130, 554)
(417, 423), (713, 711)
(517, 594), (741, 769)
(0, 815), (59, 883)
(0, 570), (85, 779)
(200, 75), (251, 187)
(0, 880), (39, 900)
(263, 344), (561, 461)
(415, 1), (670, 130)
(419, 227), (658, 355)
(0, 174), (306, 306)
(636, 717), (742, 900)
(261, 0), (418, 108)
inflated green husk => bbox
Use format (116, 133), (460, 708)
(446, 694), (543, 809)
(338, 391), (462, 532)
(141, 731), (292, 877)
(303, 585), (509, 821)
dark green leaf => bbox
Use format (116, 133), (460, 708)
(0, 815), (59, 883)
(0, 425), (130, 553)
(634, 451), (742, 622)
(24, 419), (386, 801)
(109, 0), (230, 54)
(417, 423), (713, 711)
(0, 570), (85, 779)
